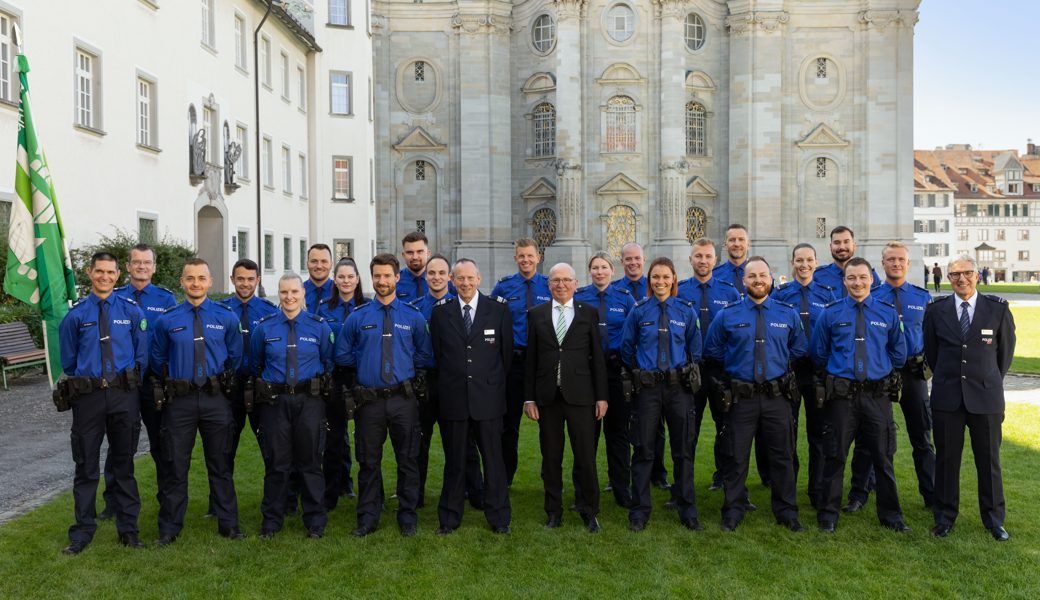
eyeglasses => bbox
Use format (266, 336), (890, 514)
(948, 271), (976, 280)
(129, 260), (154, 267)
(549, 278), (575, 286)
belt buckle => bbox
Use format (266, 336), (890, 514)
(99, 377), (109, 390)
(378, 387), (392, 400)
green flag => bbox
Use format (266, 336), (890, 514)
(4, 54), (78, 386)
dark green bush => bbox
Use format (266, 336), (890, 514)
(69, 228), (195, 294)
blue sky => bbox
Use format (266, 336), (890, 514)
(915, 0), (1038, 152)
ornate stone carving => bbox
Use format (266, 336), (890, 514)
(532, 207), (558, 254)
(726, 11), (789, 35)
(451, 13), (511, 34)
(553, 0), (587, 23)
(554, 160), (583, 239)
(653, 0), (689, 21)
(659, 166), (687, 239)
(858, 10), (919, 31)
(605, 205), (637, 259)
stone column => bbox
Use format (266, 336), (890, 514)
(543, 0), (589, 271)
(656, 0), (691, 266)
(452, 2), (515, 280)
(726, 1), (789, 267)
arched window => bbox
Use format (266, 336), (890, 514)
(532, 14), (556, 54)
(606, 96), (636, 153)
(606, 205), (637, 259)
(532, 103), (556, 157)
(684, 13), (705, 50)
(686, 206), (707, 243)
(532, 207), (557, 254)
(685, 102), (706, 156)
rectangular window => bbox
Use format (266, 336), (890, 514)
(994, 250), (1006, 261)
(297, 65), (306, 110)
(957, 229), (968, 241)
(0, 12), (16, 103)
(264, 234), (274, 271)
(262, 136), (273, 187)
(330, 71), (352, 115)
(1020, 250), (1031, 261)
(75, 47), (101, 130)
(280, 51), (290, 99)
(283, 236), (292, 270)
(329, 0), (350, 26)
(281, 145), (291, 193)
(299, 240), (307, 271)
(333, 156), (353, 200)
(201, 0), (215, 47)
(261, 35), (272, 88)
(996, 229), (1006, 241)
(977, 229), (988, 241)
(1020, 229), (1031, 241)
(237, 230), (249, 260)
(298, 153), (307, 198)
(235, 124), (249, 179)
(816, 157), (827, 178)
(334, 239), (354, 261)
(816, 57), (827, 79)
(136, 76), (157, 148)
(234, 14), (247, 70)
(138, 217), (157, 244)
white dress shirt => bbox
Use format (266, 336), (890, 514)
(551, 298), (575, 339)
(954, 291), (978, 324)
(459, 293), (479, 321)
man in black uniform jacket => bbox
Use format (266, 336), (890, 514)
(524, 262), (609, 533)
(924, 254), (1016, 541)
(430, 258), (513, 535)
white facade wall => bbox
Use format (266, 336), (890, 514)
(912, 190), (954, 278)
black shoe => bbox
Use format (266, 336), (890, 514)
(97, 507), (115, 521)
(720, 518), (739, 532)
(603, 483), (613, 492)
(581, 514), (601, 533)
(203, 511), (216, 519)
(663, 499), (678, 510)
(219, 527), (246, 541)
(400, 523), (417, 537)
(778, 519), (806, 533)
(882, 520), (912, 533)
(681, 518), (704, 531)
(259, 528), (277, 540)
(492, 525), (511, 535)
(351, 525), (377, 538)
(568, 503), (580, 513)
(545, 515), (562, 529)
(744, 501), (758, 512)
(629, 520), (646, 532)
(155, 534), (178, 547)
(818, 522), (836, 534)
(708, 480), (723, 492)
(842, 499), (864, 514)
(436, 526), (456, 536)
(119, 533), (145, 549)
(62, 540), (89, 555)
(653, 479), (672, 490)
(930, 523), (953, 538)
(307, 526), (325, 539)
(990, 526), (1010, 542)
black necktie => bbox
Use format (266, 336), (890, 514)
(193, 306), (207, 386)
(657, 301), (670, 371)
(99, 300), (116, 381)
(381, 304), (394, 384)
(240, 301), (251, 350)
(463, 304), (473, 333)
(286, 318), (298, 386)
(854, 302), (867, 382)
(753, 304), (766, 383)
(597, 291), (609, 353)
(798, 286), (811, 337)
(525, 279), (533, 311)
(698, 283), (710, 335)
(959, 301), (971, 339)
(893, 287), (904, 323)
(133, 288), (143, 309)
(315, 284), (324, 307)
(733, 267), (745, 294)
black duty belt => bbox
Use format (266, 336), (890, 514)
(635, 369), (683, 387)
(67, 369), (138, 393)
(356, 382), (407, 401)
(167, 376), (222, 396)
(266, 380), (314, 395)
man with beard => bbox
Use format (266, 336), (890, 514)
(304, 244), (335, 314)
(713, 224), (750, 295)
(397, 231), (430, 302)
(813, 226), (880, 297)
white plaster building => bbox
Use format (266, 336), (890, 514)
(0, 0), (375, 294)
(373, 0), (922, 281)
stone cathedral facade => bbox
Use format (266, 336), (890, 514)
(372, 0), (922, 280)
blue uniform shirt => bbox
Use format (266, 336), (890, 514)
(677, 276), (741, 341)
(303, 278), (335, 314)
(712, 260), (748, 294)
(813, 263), (881, 298)
(490, 272), (551, 348)
(59, 293), (148, 377)
(574, 284), (634, 353)
(408, 291), (456, 322)
(704, 296), (808, 382)
(113, 283), (176, 346)
(611, 275), (647, 300)
(251, 311), (334, 383)
(317, 296), (367, 328)
(771, 279), (837, 332)
(151, 299), (244, 380)
(620, 296), (702, 371)
(811, 295), (907, 380)
(872, 281), (930, 356)
(220, 294), (279, 374)
(396, 269), (427, 302)
(334, 298), (434, 388)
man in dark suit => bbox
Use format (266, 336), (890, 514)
(524, 262), (609, 533)
(429, 259), (513, 535)
(923, 255), (1016, 541)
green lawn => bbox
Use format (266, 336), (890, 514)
(935, 282), (1040, 294)
(2, 403), (1040, 599)
(1010, 305), (1040, 375)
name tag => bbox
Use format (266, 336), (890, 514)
(361, 324), (376, 331)
(265, 337), (282, 342)
(484, 329), (495, 335)
(80, 321), (97, 328)
(734, 323), (750, 328)
(982, 329), (993, 335)
(170, 326), (187, 333)
(640, 321), (654, 327)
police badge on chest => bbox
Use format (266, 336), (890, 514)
(484, 329), (496, 345)
(981, 328), (994, 345)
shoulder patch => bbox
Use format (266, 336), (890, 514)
(721, 302), (741, 311)
(494, 295), (509, 304)
(257, 313), (279, 324)
(984, 294), (1008, 304)
(617, 287), (632, 296)
(118, 296), (138, 307)
(774, 300), (795, 309)
(676, 298), (694, 308)
(878, 300), (896, 310)
(824, 300), (842, 308)
(717, 279), (736, 288)
(498, 274), (512, 283)
(307, 312), (325, 323)
(909, 283), (929, 294)
(634, 297), (652, 307)
(817, 282), (835, 291)
(403, 302), (424, 313)
(154, 285), (176, 298)
(406, 297), (421, 307)
(434, 297), (452, 307)
(71, 297), (88, 308)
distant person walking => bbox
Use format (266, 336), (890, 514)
(932, 263), (943, 293)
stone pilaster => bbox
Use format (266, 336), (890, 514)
(655, 0), (691, 266)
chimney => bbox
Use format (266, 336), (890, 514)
(1028, 138), (1037, 157)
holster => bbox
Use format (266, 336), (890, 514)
(254, 379), (279, 405)
(52, 378), (72, 412)
(814, 374), (827, 409)
(412, 369), (428, 403)
(242, 377), (255, 413)
(220, 368), (236, 397)
(825, 374), (852, 402)
(731, 379), (755, 403)
(710, 373), (732, 412)
(781, 372), (799, 404)
(885, 370), (903, 402)
(907, 354), (931, 381)
(620, 369), (634, 403)
(681, 363), (701, 394)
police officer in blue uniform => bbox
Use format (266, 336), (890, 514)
(712, 224), (750, 295)
(216, 258), (278, 518)
(98, 243), (176, 521)
(812, 257), (909, 533)
(335, 253), (434, 537)
(770, 243), (837, 508)
(705, 257), (808, 533)
(677, 238), (741, 493)
(621, 257), (703, 532)
(573, 251), (635, 508)
(397, 230), (429, 302)
(252, 273), (334, 539)
(318, 258), (367, 508)
(58, 252), (148, 554)
(303, 243), (335, 314)
(151, 258), (244, 544)
(845, 242), (935, 513)
(490, 238), (551, 486)
(813, 226), (881, 296)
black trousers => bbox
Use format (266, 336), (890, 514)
(417, 371), (485, 505)
(207, 375), (258, 515)
(630, 382), (698, 523)
(354, 392), (420, 529)
(102, 376), (156, 510)
(256, 392), (327, 531)
(438, 417), (510, 530)
(721, 392), (798, 523)
(69, 387), (141, 543)
(502, 352), (526, 485)
(817, 389), (903, 526)
(157, 390), (238, 536)
(800, 380), (826, 508)
(323, 369), (354, 510)
(573, 367), (632, 508)
(692, 363), (727, 486)
(848, 367), (935, 506)
(537, 391), (600, 519)
(933, 408), (1005, 529)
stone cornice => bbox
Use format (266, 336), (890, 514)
(858, 9), (920, 30)
(553, 0), (588, 23)
(725, 10), (789, 35)
(451, 12), (512, 34)
(653, 0), (690, 22)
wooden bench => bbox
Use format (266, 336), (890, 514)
(0, 321), (46, 390)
